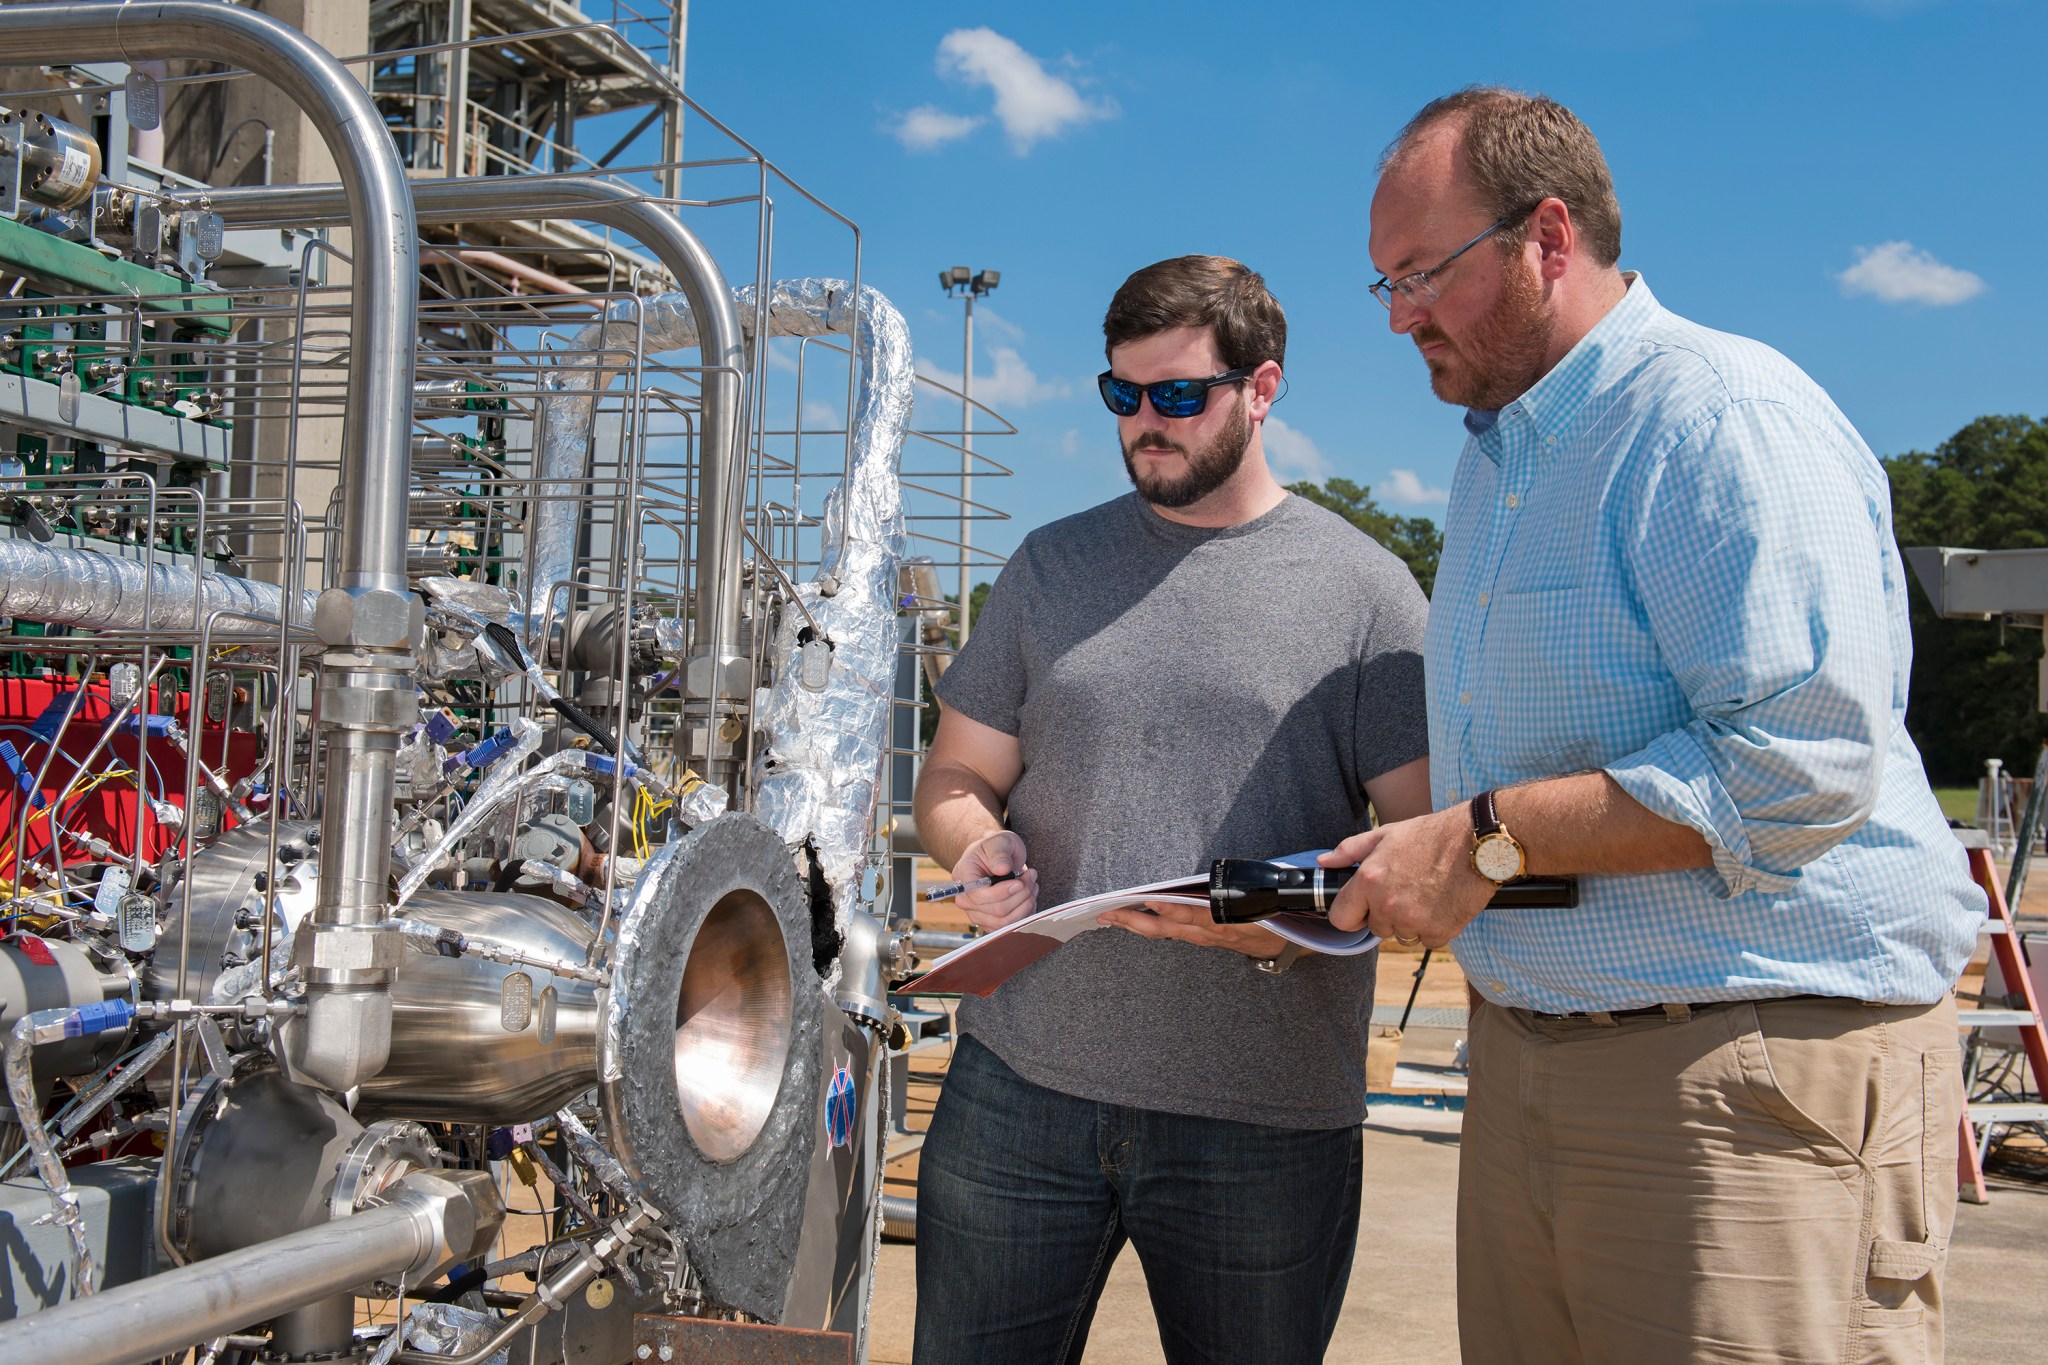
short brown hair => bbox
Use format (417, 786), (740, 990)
(1383, 87), (1622, 268)
(1102, 255), (1286, 369)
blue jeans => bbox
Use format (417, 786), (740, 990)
(913, 1035), (1362, 1365)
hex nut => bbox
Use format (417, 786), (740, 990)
(298, 923), (405, 973)
(315, 586), (418, 648)
(390, 1168), (505, 1283)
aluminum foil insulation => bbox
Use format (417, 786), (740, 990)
(0, 539), (315, 633)
(531, 324), (612, 631)
(390, 717), (541, 908)
(745, 281), (911, 931)
(532, 280), (912, 930)
(6, 1011), (96, 1298)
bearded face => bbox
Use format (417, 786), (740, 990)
(1412, 242), (1555, 412)
(1120, 387), (1252, 510)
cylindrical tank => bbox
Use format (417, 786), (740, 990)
(351, 890), (600, 1125)
(0, 107), (102, 211)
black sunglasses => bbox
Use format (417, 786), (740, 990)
(1097, 365), (1257, 419)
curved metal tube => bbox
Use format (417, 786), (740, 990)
(0, 1), (418, 594)
(198, 176), (747, 679)
(0, 1), (422, 587)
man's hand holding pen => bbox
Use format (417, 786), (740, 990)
(948, 830), (1039, 933)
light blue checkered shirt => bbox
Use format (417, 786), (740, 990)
(1430, 275), (1986, 1013)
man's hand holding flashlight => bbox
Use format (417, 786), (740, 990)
(1322, 804), (1495, 949)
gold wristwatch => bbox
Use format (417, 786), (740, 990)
(1470, 789), (1526, 885)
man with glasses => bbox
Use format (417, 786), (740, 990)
(911, 255), (1431, 1363)
(1326, 88), (1984, 1363)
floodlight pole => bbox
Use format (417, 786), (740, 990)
(940, 266), (998, 645)
(961, 290), (975, 644)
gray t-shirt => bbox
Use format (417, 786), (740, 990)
(935, 491), (1429, 1128)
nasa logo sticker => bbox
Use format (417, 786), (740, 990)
(826, 1065), (856, 1149)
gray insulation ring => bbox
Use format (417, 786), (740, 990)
(597, 813), (822, 1320)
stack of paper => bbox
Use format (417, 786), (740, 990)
(908, 854), (1378, 997)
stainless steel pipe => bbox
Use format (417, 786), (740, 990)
(881, 1194), (917, 1242)
(910, 930), (976, 956)
(199, 175), (748, 692)
(0, 1170), (503, 1365)
(0, 1), (424, 1094)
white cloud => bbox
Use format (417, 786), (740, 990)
(1382, 469), (1450, 507)
(1059, 427), (1082, 458)
(1262, 416), (1333, 483)
(889, 105), (984, 152)
(933, 28), (1115, 154)
(916, 345), (1071, 408)
(973, 306), (1027, 344)
(801, 400), (843, 431)
(1837, 241), (1986, 307)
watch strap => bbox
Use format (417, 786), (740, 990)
(1472, 789), (1504, 838)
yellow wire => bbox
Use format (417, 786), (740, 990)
(3, 766), (144, 891)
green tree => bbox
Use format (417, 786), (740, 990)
(1286, 477), (1443, 596)
(1884, 415), (2048, 784)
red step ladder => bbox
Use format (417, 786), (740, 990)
(1956, 842), (2048, 1203)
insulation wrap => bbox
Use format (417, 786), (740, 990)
(534, 280), (913, 928)
(0, 538), (315, 633)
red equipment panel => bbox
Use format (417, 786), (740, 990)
(0, 675), (264, 881)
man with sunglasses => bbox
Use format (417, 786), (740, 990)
(1326, 88), (1984, 1363)
(911, 255), (1431, 1364)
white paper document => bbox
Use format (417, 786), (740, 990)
(907, 853), (1379, 997)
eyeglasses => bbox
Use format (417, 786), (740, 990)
(1368, 207), (1535, 310)
(1097, 365), (1257, 419)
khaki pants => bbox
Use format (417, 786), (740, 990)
(1458, 995), (1961, 1365)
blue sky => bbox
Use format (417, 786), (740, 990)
(673, 0), (2044, 584)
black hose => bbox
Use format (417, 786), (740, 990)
(548, 695), (618, 755)
(483, 616), (619, 753)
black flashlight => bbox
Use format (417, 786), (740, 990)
(1208, 859), (1577, 923)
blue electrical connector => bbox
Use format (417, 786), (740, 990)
(0, 742), (45, 810)
(27, 693), (84, 744)
(464, 727), (519, 770)
(61, 998), (134, 1039)
(582, 751), (668, 799)
(23, 997), (135, 1046)
(424, 709), (461, 746)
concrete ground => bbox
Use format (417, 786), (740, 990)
(869, 1102), (2048, 1365)
(868, 933), (2048, 1364)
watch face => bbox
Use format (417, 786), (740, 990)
(1474, 834), (1523, 883)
